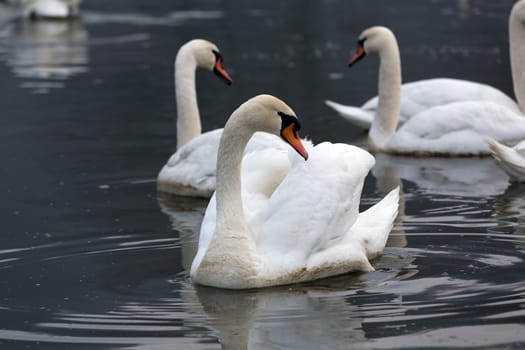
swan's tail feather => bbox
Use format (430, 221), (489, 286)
(486, 137), (525, 181)
(325, 100), (374, 129)
(345, 186), (400, 259)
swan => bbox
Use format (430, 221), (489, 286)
(157, 40), (298, 197)
(325, 1), (525, 130)
(190, 94), (400, 289)
(337, 26), (525, 156)
(156, 39), (233, 197)
(20, 0), (81, 19)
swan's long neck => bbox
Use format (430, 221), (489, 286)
(509, 5), (525, 112)
(369, 37), (401, 152)
(214, 111), (252, 231)
(195, 109), (260, 288)
(175, 48), (201, 149)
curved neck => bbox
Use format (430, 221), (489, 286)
(175, 49), (201, 149)
(369, 37), (402, 151)
(215, 110), (253, 232)
(510, 6), (525, 112)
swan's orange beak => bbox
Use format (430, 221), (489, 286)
(281, 123), (309, 160)
(348, 44), (366, 66)
(214, 55), (233, 85)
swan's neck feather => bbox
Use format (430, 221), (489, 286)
(195, 109), (261, 288)
(215, 113), (251, 229)
(510, 4), (525, 112)
(175, 47), (201, 149)
(369, 36), (401, 151)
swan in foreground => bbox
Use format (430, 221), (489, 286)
(325, 1), (525, 130)
(337, 27), (525, 156)
(190, 94), (399, 289)
(19, 0), (81, 19)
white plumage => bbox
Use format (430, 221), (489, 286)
(328, 26), (525, 156)
(487, 138), (525, 182)
(325, 0), (525, 131)
(190, 95), (399, 289)
(325, 78), (520, 130)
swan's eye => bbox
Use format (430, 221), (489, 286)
(358, 38), (367, 47)
(278, 111), (301, 133)
(212, 49), (221, 62)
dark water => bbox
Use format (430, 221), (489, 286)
(1, 0), (525, 348)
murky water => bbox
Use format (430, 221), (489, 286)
(1, 0), (525, 348)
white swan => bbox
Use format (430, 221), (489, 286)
(156, 39), (233, 197)
(157, 40), (297, 197)
(325, 1), (525, 130)
(20, 0), (81, 19)
(337, 27), (525, 156)
(190, 94), (399, 289)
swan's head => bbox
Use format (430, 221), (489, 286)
(183, 39), (233, 85)
(238, 94), (309, 160)
(348, 26), (396, 66)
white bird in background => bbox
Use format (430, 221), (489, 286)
(156, 39), (233, 197)
(486, 0), (525, 181)
(17, 0), (81, 19)
(331, 26), (525, 156)
(157, 39), (296, 198)
(325, 1), (525, 130)
(191, 94), (399, 289)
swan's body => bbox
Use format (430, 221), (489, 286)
(339, 26), (525, 156)
(20, 0), (81, 19)
(325, 79), (520, 130)
(487, 138), (525, 182)
(190, 94), (399, 289)
(158, 129), (292, 197)
(326, 2), (525, 131)
(157, 39), (234, 197)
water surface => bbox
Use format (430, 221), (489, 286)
(1, 0), (525, 349)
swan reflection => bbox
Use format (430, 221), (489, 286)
(372, 153), (510, 198)
(493, 182), (525, 251)
(0, 17), (88, 93)
(157, 192), (208, 272)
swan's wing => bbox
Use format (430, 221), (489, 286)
(157, 129), (222, 196)
(487, 138), (525, 181)
(342, 187), (399, 259)
(399, 78), (520, 113)
(255, 142), (375, 271)
(391, 101), (525, 155)
(305, 187), (399, 274)
(324, 100), (374, 129)
(345, 78), (520, 127)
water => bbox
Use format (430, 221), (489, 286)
(1, 0), (525, 348)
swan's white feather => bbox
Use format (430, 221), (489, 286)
(487, 138), (525, 181)
(327, 78), (520, 130)
(158, 131), (292, 197)
(193, 141), (399, 285)
(389, 101), (525, 155)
